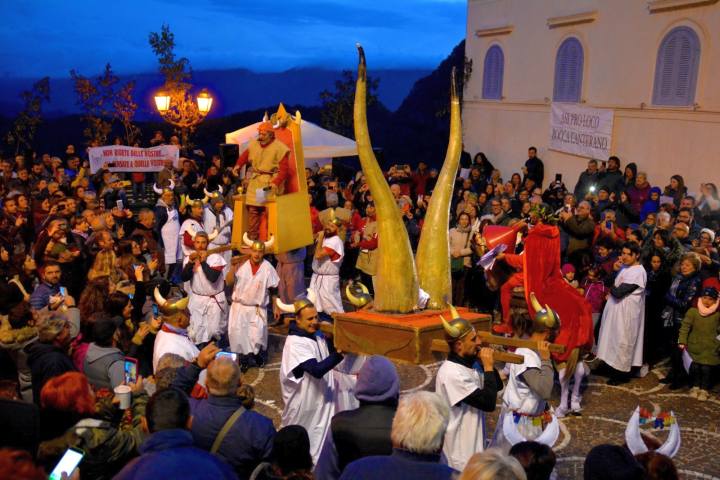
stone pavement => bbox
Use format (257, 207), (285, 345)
(243, 331), (720, 479)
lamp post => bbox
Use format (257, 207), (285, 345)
(153, 87), (213, 146)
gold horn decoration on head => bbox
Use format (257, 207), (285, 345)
(153, 287), (189, 315)
(449, 303), (460, 320)
(264, 234), (275, 251)
(529, 292), (560, 331)
(207, 228), (220, 242)
(186, 224), (199, 240)
(275, 297), (294, 313)
(415, 67), (463, 310)
(345, 283), (373, 308)
(440, 315), (460, 337)
(153, 183), (163, 195)
(354, 44), (418, 313)
(243, 232), (266, 252)
(529, 292), (543, 313)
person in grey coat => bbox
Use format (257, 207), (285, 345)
(84, 315), (125, 390)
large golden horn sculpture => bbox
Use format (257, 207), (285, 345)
(354, 44), (418, 313)
(415, 67), (463, 310)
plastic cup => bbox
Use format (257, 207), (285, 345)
(114, 385), (132, 409)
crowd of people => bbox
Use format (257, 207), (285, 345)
(0, 125), (714, 480)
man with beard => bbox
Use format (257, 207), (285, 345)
(152, 288), (198, 372)
(180, 231), (228, 347)
(153, 181), (181, 280)
(202, 188), (233, 273)
(435, 312), (500, 470)
(235, 121), (291, 240)
(227, 234), (279, 370)
(280, 299), (344, 464)
(310, 211), (345, 316)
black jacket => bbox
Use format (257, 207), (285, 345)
(25, 341), (76, 404)
(331, 402), (397, 472)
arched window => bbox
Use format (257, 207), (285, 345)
(482, 45), (504, 100)
(652, 26), (700, 106)
(553, 37), (584, 103)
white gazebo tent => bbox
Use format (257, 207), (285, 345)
(225, 120), (357, 167)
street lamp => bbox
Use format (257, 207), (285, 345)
(154, 91), (171, 113)
(152, 87), (214, 146)
(196, 89), (213, 115)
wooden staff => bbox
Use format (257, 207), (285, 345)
(188, 243), (240, 262)
(477, 331), (565, 354)
(430, 339), (524, 364)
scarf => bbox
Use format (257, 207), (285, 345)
(697, 299), (719, 317)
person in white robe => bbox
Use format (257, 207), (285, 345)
(203, 190), (233, 274)
(153, 181), (181, 279)
(310, 216), (345, 315)
(180, 231), (228, 346)
(490, 295), (558, 453)
(435, 313), (500, 471)
(179, 200), (207, 260)
(280, 299), (344, 464)
(227, 234), (279, 369)
(151, 289), (199, 372)
(596, 241), (647, 385)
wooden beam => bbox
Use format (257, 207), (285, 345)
(430, 339), (524, 364)
(477, 331), (565, 354)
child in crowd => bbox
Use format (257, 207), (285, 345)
(581, 267), (609, 332)
(561, 263), (579, 290)
(678, 286), (720, 401)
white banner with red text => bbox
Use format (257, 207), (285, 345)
(549, 103), (614, 160)
(88, 145), (179, 173)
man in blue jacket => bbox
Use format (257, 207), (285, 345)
(114, 388), (237, 479)
(172, 343), (276, 479)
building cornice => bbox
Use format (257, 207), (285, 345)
(546, 11), (598, 29)
(647, 0), (719, 13)
(475, 25), (514, 37)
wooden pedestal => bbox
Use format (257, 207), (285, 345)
(331, 308), (491, 364)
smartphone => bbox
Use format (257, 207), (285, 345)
(555, 173), (562, 183)
(216, 351), (238, 362)
(605, 220), (612, 229)
(116, 199), (124, 210)
(49, 447), (84, 480)
(124, 357), (138, 384)
(59, 286), (68, 297)
(152, 303), (159, 317)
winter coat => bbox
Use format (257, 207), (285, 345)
(574, 170), (602, 200)
(628, 182), (651, 214)
(640, 187), (662, 221)
(678, 306), (720, 365)
(114, 429), (238, 480)
(599, 170), (625, 196)
(25, 341), (76, 404)
(563, 215), (596, 256)
(663, 272), (702, 328)
(83, 343), (125, 390)
(449, 226), (473, 268)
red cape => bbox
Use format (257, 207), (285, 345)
(522, 224), (594, 361)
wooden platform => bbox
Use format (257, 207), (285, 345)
(331, 308), (491, 364)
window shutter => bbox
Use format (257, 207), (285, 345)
(553, 38), (583, 102)
(653, 27), (700, 106)
(482, 46), (504, 100)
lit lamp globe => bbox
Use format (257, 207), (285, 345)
(154, 91), (171, 113)
(197, 90), (213, 115)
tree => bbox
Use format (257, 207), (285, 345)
(6, 77), (50, 154)
(148, 24), (204, 146)
(114, 81), (141, 146)
(320, 70), (380, 138)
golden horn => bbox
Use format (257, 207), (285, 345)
(345, 284), (364, 307)
(242, 232), (254, 247)
(529, 292), (543, 313)
(275, 297), (294, 313)
(170, 296), (189, 312)
(440, 315), (461, 338)
(153, 287), (167, 306)
(415, 67), (462, 310)
(358, 282), (369, 295)
(354, 44), (418, 313)
(449, 303), (460, 320)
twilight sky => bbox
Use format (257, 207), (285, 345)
(0, 0), (467, 78)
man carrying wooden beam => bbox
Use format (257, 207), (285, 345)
(434, 309), (502, 471)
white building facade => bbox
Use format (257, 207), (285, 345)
(463, 0), (720, 194)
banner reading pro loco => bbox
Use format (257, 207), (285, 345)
(549, 103), (614, 159)
(88, 145), (180, 173)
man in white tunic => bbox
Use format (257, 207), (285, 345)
(310, 213), (345, 315)
(491, 294), (557, 453)
(596, 241), (647, 385)
(280, 299), (344, 464)
(180, 231), (228, 346)
(203, 188), (233, 274)
(227, 234), (279, 370)
(179, 199), (208, 260)
(151, 288), (199, 372)
(435, 312), (500, 471)
(153, 180), (181, 280)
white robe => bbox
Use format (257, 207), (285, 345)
(333, 354), (366, 413)
(310, 235), (344, 314)
(185, 253), (228, 345)
(159, 204), (181, 264)
(228, 260), (279, 355)
(597, 264), (647, 372)
(280, 334), (336, 464)
(204, 205), (233, 274)
(179, 218), (204, 259)
(153, 328), (199, 373)
(436, 360), (487, 471)
(491, 348), (545, 452)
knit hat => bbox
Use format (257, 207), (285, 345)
(271, 425), (312, 473)
(701, 287), (719, 299)
(700, 228), (716, 243)
(584, 444), (645, 480)
(561, 263), (576, 275)
(354, 355), (400, 403)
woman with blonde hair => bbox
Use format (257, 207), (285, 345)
(460, 448), (527, 480)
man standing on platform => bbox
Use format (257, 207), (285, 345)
(310, 212), (345, 316)
(435, 313), (501, 471)
(280, 298), (344, 464)
(180, 231), (228, 347)
(235, 121), (291, 240)
(227, 234), (279, 370)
